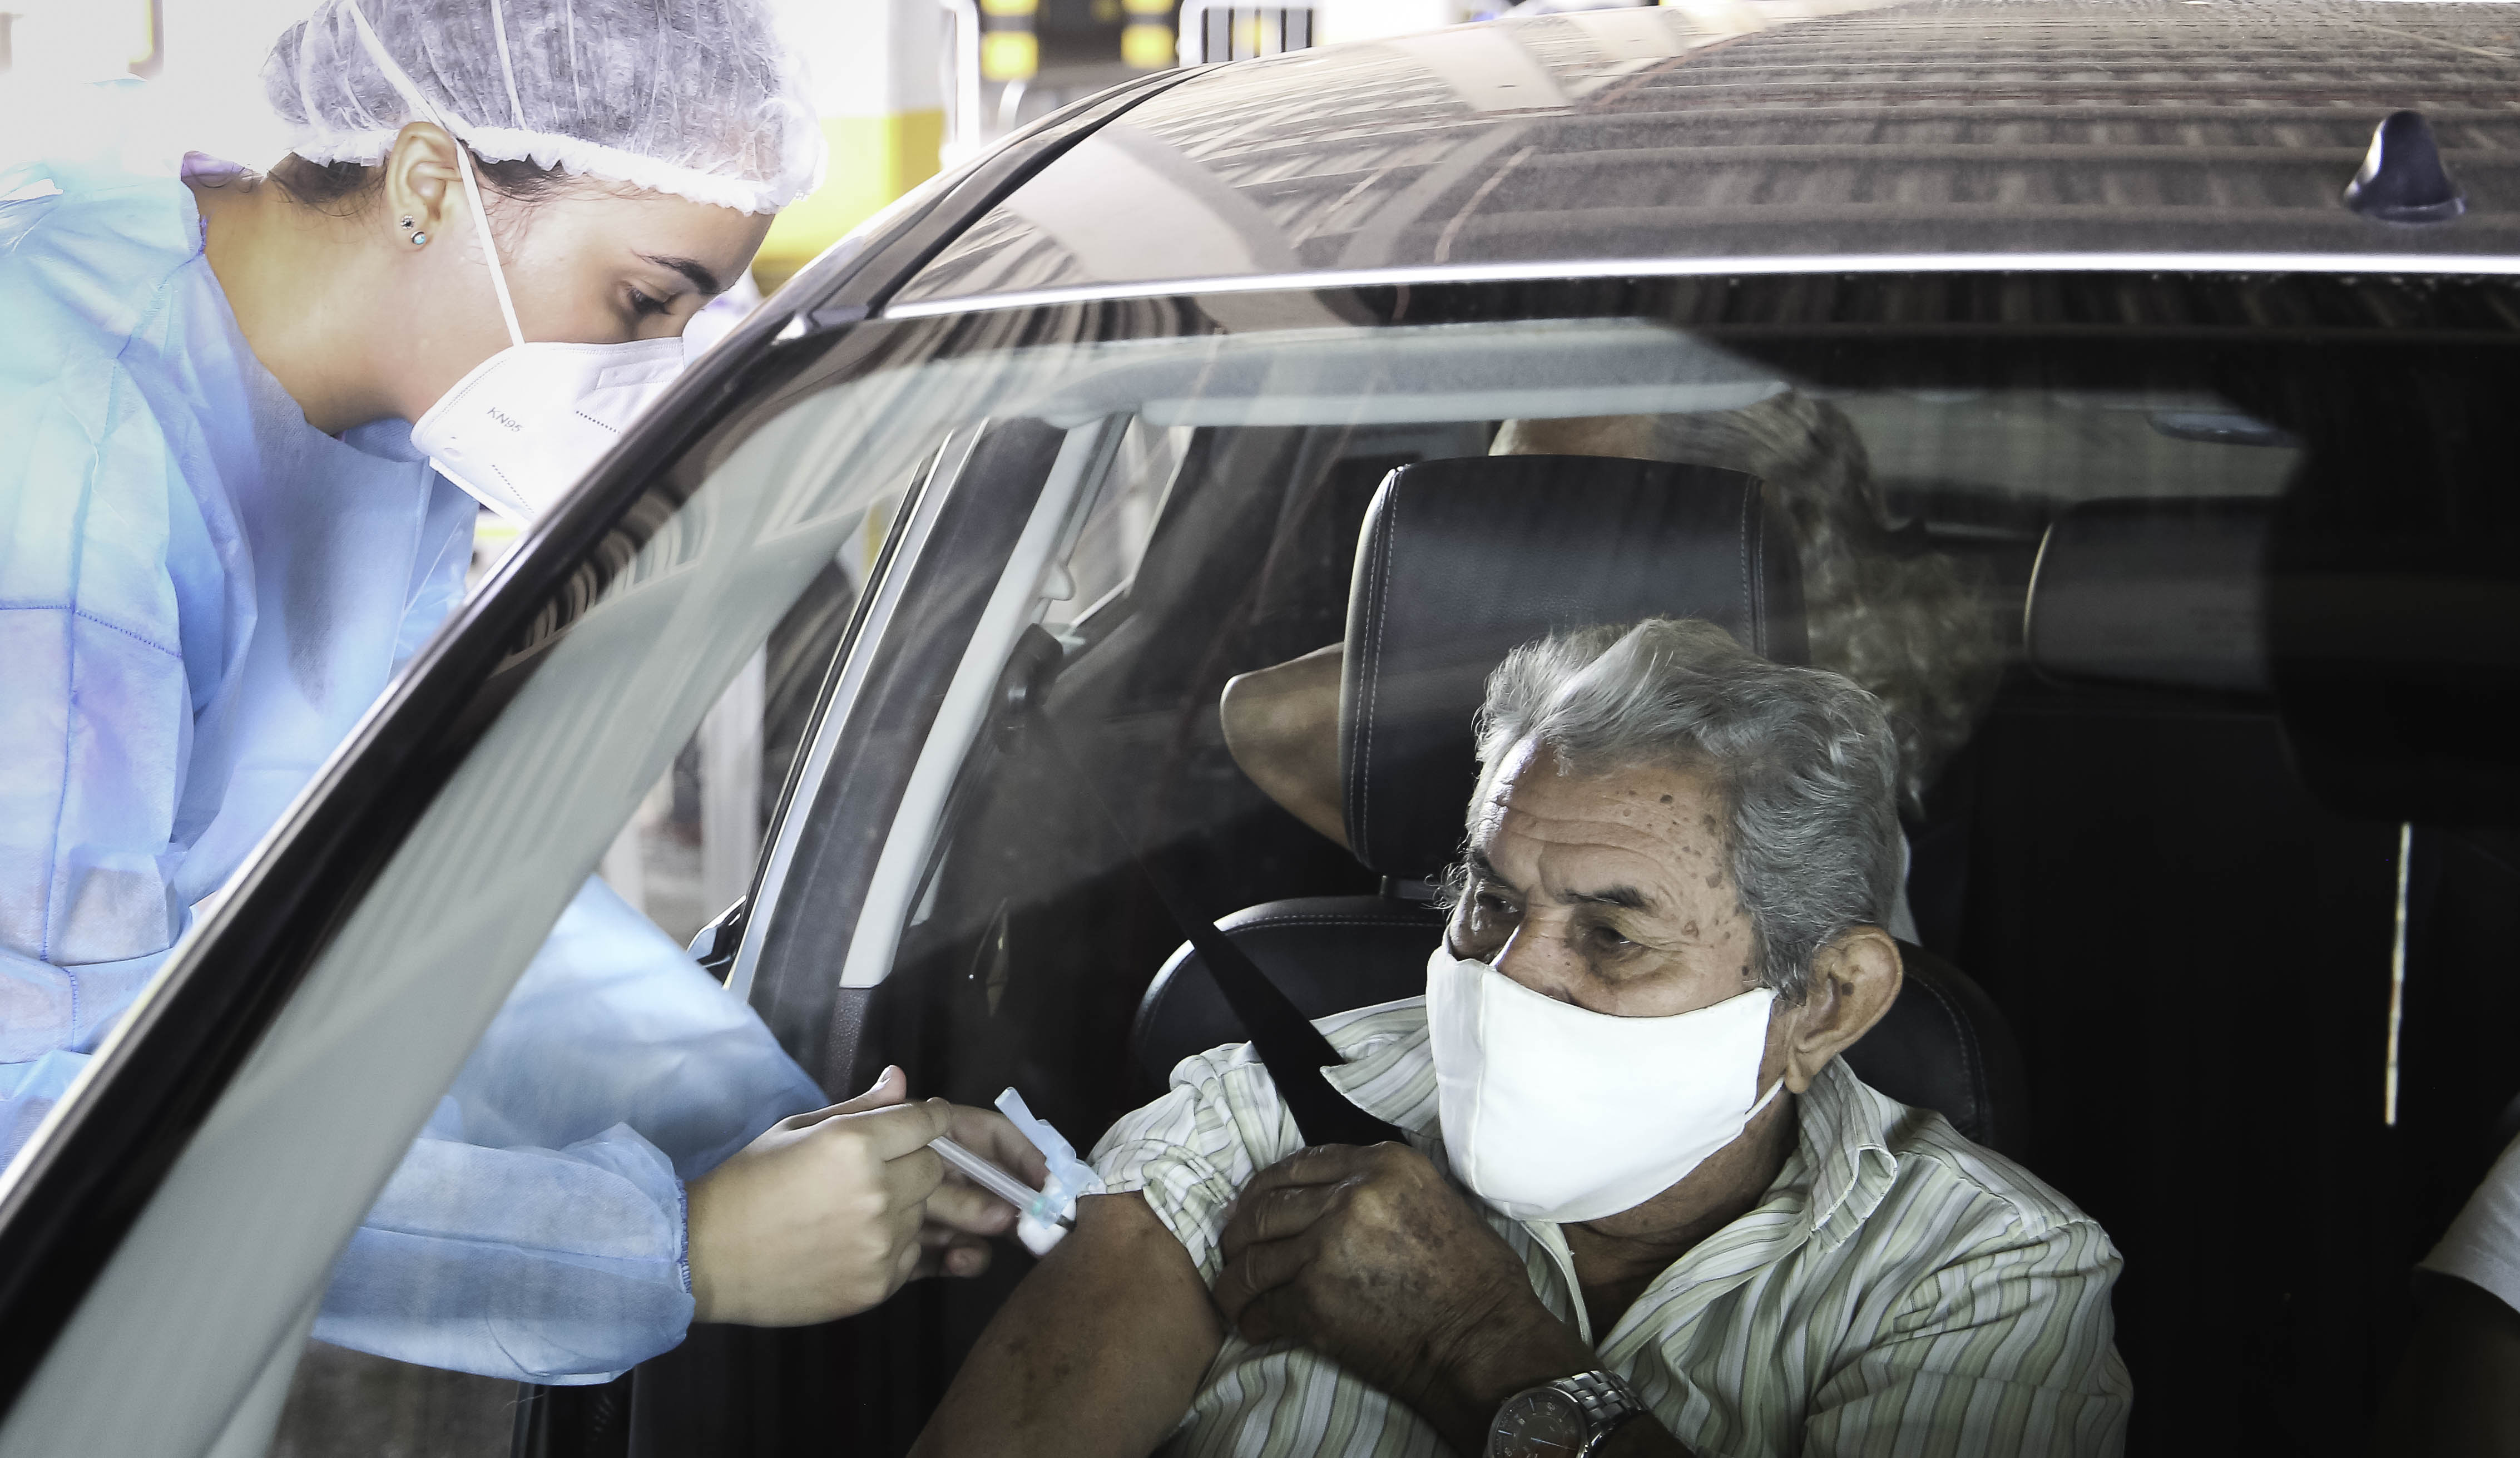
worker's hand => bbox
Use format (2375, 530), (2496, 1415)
(918, 1099), (1054, 1279)
(686, 1066), (957, 1326)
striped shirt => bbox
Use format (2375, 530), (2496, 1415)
(1089, 997), (2130, 1458)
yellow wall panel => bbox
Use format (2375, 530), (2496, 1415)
(752, 108), (948, 293)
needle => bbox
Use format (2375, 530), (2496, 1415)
(932, 1134), (1074, 1230)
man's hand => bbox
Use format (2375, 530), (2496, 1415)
(1214, 1143), (1597, 1451)
(686, 1067), (1041, 1326)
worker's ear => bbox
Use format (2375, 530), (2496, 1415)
(378, 121), (466, 246)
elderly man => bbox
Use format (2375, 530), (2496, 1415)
(915, 619), (2129, 1458)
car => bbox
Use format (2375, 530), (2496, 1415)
(3, 1), (2517, 1454)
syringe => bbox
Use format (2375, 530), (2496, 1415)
(932, 1135), (1074, 1231)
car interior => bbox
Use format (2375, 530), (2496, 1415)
(505, 279), (2520, 1458)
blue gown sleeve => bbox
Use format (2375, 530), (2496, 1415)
(1, 163), (472, 1073)
(311, 878), (826, 1383)
(0, 262), (254, 1061)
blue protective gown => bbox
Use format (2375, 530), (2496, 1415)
(0, 152), (822, 1383)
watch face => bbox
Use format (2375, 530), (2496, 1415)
(1489, 1389), (1588, 1457)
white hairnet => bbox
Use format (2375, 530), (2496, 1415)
(264, 0), (824, 215)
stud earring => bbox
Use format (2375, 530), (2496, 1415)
(399, 215), (414, 228)
(409, 230), (429, 246)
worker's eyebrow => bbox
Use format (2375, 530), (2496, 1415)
(637, 252), (724, 296)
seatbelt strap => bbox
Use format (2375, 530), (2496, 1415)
(1029, 715), (1405, 1149)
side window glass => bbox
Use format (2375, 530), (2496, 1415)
(598, 497), (903, 947)
(263, 498), (913, 1457)
(267, 1346), (514, 1457)
(1044, 418), (1191, 640)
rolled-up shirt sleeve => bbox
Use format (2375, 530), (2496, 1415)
(2420, 1131), (2520, 1313)
(1090, 1043), (1299, 1286)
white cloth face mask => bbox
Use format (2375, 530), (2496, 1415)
(1425, 945), (1784, 1224)
(344, 0), (689, 523)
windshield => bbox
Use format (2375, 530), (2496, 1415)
(55, 270), (2515, 1457)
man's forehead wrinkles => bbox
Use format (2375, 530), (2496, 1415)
(1496, 801), (1705, 860)
(1521, 838), (1683, 910)
(1476, 762), (1741, 918)
(1502, 797), (1683, 837)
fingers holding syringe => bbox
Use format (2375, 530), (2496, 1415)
(927, 1174), (1022, 1238)
(945, 1103), (1052, 1187)
(914, 1218), (997, 1279)
(912, 1154), (1028, 1280)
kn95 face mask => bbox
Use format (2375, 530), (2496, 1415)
(408, 337), (686, 522)
(1425, 945), (1783, 1224)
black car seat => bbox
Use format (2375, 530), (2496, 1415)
(1131, 453), (2032, 1158)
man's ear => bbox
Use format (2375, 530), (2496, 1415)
(1780, 927), (1902, 1094)
(378, 122), (464, 244)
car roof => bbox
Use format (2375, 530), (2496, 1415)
(887, 0), (2520, 313)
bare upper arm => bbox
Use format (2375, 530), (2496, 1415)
(911, 1191), (1225, 1458)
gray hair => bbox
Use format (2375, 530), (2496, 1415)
(1468, 618), (1903, 1003)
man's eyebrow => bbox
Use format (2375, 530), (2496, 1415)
(637, 252), (724, 295)
(1567, 884), (1651, 911)
(1466, 851), (1645, 910)
(1464, 848), (1524, 898)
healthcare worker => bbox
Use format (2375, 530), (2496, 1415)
(0, 0), (1044, 1385)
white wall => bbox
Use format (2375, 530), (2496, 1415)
(0, 0), (309, 172)
(771, 0), (945, 119)
(1316, 0), (1484, 46)
(0, 0), (945, 175)
(162, 0), (313, 166)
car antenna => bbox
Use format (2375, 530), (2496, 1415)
(2343, 110), (2466, 224)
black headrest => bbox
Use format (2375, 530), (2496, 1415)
(2024, 497), (2273, 696)
(1336, 454), (1807, 880)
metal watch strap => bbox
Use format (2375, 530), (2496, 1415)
(1552, 1370), (1644, 1455)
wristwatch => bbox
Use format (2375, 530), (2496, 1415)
(1484, 1370), (1645, 1457)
